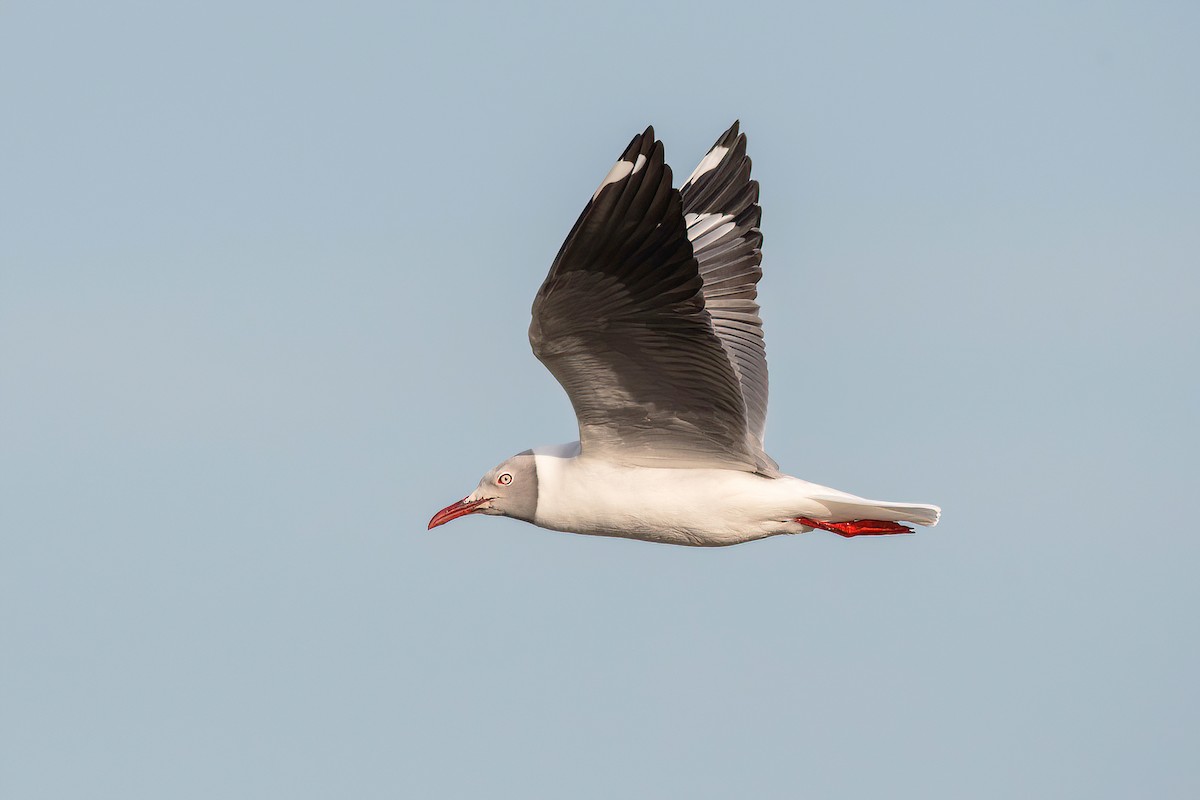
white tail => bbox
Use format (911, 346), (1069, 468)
(810, 495), (942, 527)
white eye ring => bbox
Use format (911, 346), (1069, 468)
(497, 473), (512, 486)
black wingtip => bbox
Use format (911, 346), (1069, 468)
(620, 126), (658, 161)
(717, 120), (742, 148)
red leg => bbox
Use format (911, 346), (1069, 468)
(795, 517), (914, 537)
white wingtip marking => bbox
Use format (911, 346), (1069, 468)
(684, 145), (729, 186)
(592, 159), (635, 201)
(693, 221), (737, 251)
(632, 153), (647, 174)
(684, 212), (735, 241)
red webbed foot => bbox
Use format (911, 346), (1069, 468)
(795, 517), (914, 537)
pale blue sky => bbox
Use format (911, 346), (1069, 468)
(3, 1), (1198, 797)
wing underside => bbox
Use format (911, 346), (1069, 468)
(680, 121), (772, 465)
(529, 127), (772, 472)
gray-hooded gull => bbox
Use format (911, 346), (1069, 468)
(428, 122), (940, 546)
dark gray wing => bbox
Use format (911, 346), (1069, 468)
(680, 121), (773, 466)
(529, 127), (769, 472)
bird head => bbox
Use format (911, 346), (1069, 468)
(427, 450), (538, 529)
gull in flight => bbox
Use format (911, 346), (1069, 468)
(429, 122), (940, 546)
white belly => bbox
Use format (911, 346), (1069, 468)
(531, 450), (837, 546)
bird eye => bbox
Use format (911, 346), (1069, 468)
(497, 473), (512, 486)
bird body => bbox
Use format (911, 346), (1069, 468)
(523, 444), (938, 547)
(428, 122), (941, 546)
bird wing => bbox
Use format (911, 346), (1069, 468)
(529, 126), (771, 472)
(680, 121), (773, 466)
